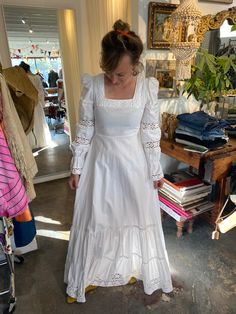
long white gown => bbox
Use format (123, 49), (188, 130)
(27, 74), (51, 149)
(64, 73), (173, 302)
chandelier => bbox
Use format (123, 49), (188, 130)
(166, 0), (202, 80)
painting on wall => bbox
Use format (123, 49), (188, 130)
(199, 0), (233, 4)
(147, 2), (178, 49)
(146, 59), (176, 90)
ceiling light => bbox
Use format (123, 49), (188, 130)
(29, 28), (33, 33)
(21, 19), (26, 24)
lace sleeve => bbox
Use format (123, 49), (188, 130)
(71, 74), (95, 175)
(141, 77), (163, 181)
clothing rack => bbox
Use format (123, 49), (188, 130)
(0, 69), (16, 313)
(0, 218), (16, 314)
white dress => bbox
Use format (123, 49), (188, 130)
(27, 74), (51, 149)
(64, 73), (173, 302)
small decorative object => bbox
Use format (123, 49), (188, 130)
(147, 2), (178, 49)
(212, 195), (236, 240)
(161, 112), (178, 140)
(146, 59), (176, 89)
(164, 0), (202, 80)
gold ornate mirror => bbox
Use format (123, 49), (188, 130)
(197, 6), (236, 43)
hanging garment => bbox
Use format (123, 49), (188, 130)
(2, 66), (38, 135)
(27, 74), (52, 149)
(64, 74), (173, 302)
(0, 123), (28, 218)
(0, 74), (38, 200)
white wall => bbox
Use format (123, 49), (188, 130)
(198, 0), (236, 15)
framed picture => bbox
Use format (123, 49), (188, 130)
(199, 0), (233, 3)
(146, 59), (176, 89)
(147, 2), (178, 49)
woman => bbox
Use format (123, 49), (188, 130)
(19, 62), (51, 149)
(65, 20), (173, 303)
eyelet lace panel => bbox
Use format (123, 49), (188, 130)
(71, 168), (83, 174)
(152, 174), (163, 180)
(78, 119), (94, 128)
(67, 269), (172, 302)
(74, 136), (90, 145)
(142, 122), (159, 129)
(144, 141), (160, 149)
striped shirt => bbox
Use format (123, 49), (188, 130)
(0, 124), (28, 218)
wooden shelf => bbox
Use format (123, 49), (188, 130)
(160, 138), (236, 225)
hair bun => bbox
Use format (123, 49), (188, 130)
(113, 19), (130, 32)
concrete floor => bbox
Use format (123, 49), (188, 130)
(3, 179), (236, 314)
(34, 124), (71, 177)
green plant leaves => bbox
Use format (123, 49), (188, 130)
(231, 24), (236, 32)
(183, 49), (236, 102)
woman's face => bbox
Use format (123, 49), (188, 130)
(105, 54), (134, 85)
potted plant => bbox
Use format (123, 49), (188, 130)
(183, 49), (236, 116)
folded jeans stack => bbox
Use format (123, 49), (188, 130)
(175, 111), (229, 150)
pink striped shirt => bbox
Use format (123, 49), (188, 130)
(0, 124), (29, 218)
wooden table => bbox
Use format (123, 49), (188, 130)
(45, 93), (58, 103)
(160, 138), (236, 229)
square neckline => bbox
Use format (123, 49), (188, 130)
(102, 73), (140, 101)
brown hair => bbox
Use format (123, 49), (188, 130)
(100, 19), (143, 73)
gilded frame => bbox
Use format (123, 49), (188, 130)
(199, 0), (233, 4)
(147, 2), (178, 49)
(146, 59), (176, 89)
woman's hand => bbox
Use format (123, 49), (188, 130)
(153, 178), (164, 190)
(68, 174), (80, 190)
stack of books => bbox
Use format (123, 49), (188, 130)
(159, 171), (214, 222)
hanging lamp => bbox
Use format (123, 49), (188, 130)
(168, 0), (202, 80)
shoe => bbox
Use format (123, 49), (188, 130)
(67, 285), (97, 304)
(85, 285), (97, 294)
(14, 255), (24, 264)
(66, 296), (77, 304)
(128, 277), (137, 285)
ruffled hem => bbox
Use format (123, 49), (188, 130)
(66, 271), (173, 303)
(64, 224), (173, 303)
